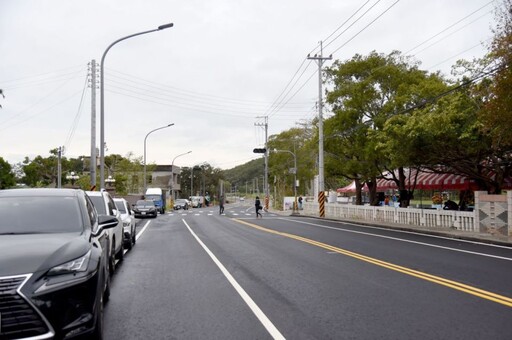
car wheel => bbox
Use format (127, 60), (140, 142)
(90, 291), (105, 340)
(108, 245), (115, 276)
(115, 241), (124, 261)
(103, 267), (111, 303)
(125, 236), (133, 251)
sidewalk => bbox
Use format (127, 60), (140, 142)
(271, 208), (512, 247)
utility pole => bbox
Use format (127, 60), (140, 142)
(89, 60), (98, 189)
(57, 146), (63, 188)
(307, 41), (331, 217)
(255, 116), (269, 209)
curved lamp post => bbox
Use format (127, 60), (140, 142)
(273, 149), (298, 214)
(66, 171), (80, 187)
(99, 22), (174, 189)
(143, 123), (174, 192)
(170, 151), (192, 206)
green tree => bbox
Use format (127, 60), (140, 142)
(0, 157), (16, 189)
(385, 0), (512, 194)
(325, 51), (445, 205)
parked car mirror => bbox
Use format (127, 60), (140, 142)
(96, 215), (119, 233)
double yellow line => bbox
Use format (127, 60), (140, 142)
(233, 219), (512, 308)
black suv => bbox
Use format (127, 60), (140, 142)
(0, 188), (118, 339)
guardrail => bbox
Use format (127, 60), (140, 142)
(302, 202), (477, 232)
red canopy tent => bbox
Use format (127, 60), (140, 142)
(336, 168), (510, 193)
(375, 170), (477, 191)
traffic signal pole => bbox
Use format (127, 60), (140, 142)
(255, 116), (269, 210)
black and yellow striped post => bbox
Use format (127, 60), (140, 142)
(318, 191), (325, 217)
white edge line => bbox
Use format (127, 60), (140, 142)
(135, 220), (152, 241)
(280, 217), (512, 261)
(181, 219), (285, 340)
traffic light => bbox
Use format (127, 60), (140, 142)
(253, 148), (267, 154)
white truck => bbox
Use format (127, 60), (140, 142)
(145, 188), (166, 214)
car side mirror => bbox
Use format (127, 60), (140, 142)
(94, 215), (119, 236)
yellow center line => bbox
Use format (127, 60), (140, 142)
(233, 218), (512, 308)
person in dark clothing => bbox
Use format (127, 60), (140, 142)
(219, 195), (225, 215)
(443, 200), (459, 211)
(255, 196), (262, 218)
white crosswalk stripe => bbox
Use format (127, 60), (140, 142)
(167, 209), (278, 217)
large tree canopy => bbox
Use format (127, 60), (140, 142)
(324, 51), (447, 205)
(0, 157), (16, 189)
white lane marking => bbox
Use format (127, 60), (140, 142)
(181, 219), (285, 340)
(135, 220), (152, 241)
(280, 218), (512, 261)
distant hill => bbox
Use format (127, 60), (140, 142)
(222, 158), (264, 192)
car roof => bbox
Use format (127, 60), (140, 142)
(85, 190), (104, 196)
(0, 188), (80, 197)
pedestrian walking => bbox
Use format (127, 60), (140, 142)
(298, 196), (303, 210)
(219, 195), (225, 215)
(255, 196), (262, 218)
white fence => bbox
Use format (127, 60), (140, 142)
(302, 202), (477, 232)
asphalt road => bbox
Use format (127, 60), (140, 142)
(104, 202), (512, 339)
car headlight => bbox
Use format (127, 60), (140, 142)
(47, 250), (91, 276)
(34, 250), (94, 294)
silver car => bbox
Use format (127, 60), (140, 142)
(114, 198), (136, 250)
(86, 190), (124, 275)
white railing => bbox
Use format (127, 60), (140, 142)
(302, 202), (477, 232)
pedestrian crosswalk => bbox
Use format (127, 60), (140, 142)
(167, 209), (278, 217)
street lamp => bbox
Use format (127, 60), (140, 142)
(105, 175), (116, 187)
(66, 171), (80, 187)
(273, 149), (298, 214)
(99, 22), (174, 189)
(170, 151), (192, 205)
(144, 123), (174, 192)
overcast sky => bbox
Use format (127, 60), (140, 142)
(0, 0), (498, 170)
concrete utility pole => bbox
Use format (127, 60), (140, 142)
(255, 116), (269, 208)
(57, 146), (63, 188)
(308, 41), (331, 216)
(89, 60), (97, 189)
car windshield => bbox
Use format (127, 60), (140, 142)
(88, 195), (107, 214)
(145, 195), (160, 201)
(114, 200), (127, 213)
(136, 200), (155, 207)
(0, 196), (83, 234)
(176, 199), (187, 204)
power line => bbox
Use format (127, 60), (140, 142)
(64, 73), (89, 152)
(404, 0), (495, 55)
(328, 0), (401, 56)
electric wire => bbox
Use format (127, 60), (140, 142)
(328, 0), (401, 56)
(63, 73), (89, 153)
(404, 1), (495, 55)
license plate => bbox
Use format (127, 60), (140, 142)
(142, 212), (146, 215)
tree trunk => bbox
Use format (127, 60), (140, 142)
(355, 179), (363, 205)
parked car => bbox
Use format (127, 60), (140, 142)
(133, 199), (158, 218)
(0, 188), (118, 339)
(86, 190), (124, 275)
(173, 198), (189, 210)
(189, 196), (203, 208)
(114, 198), (136, 250)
